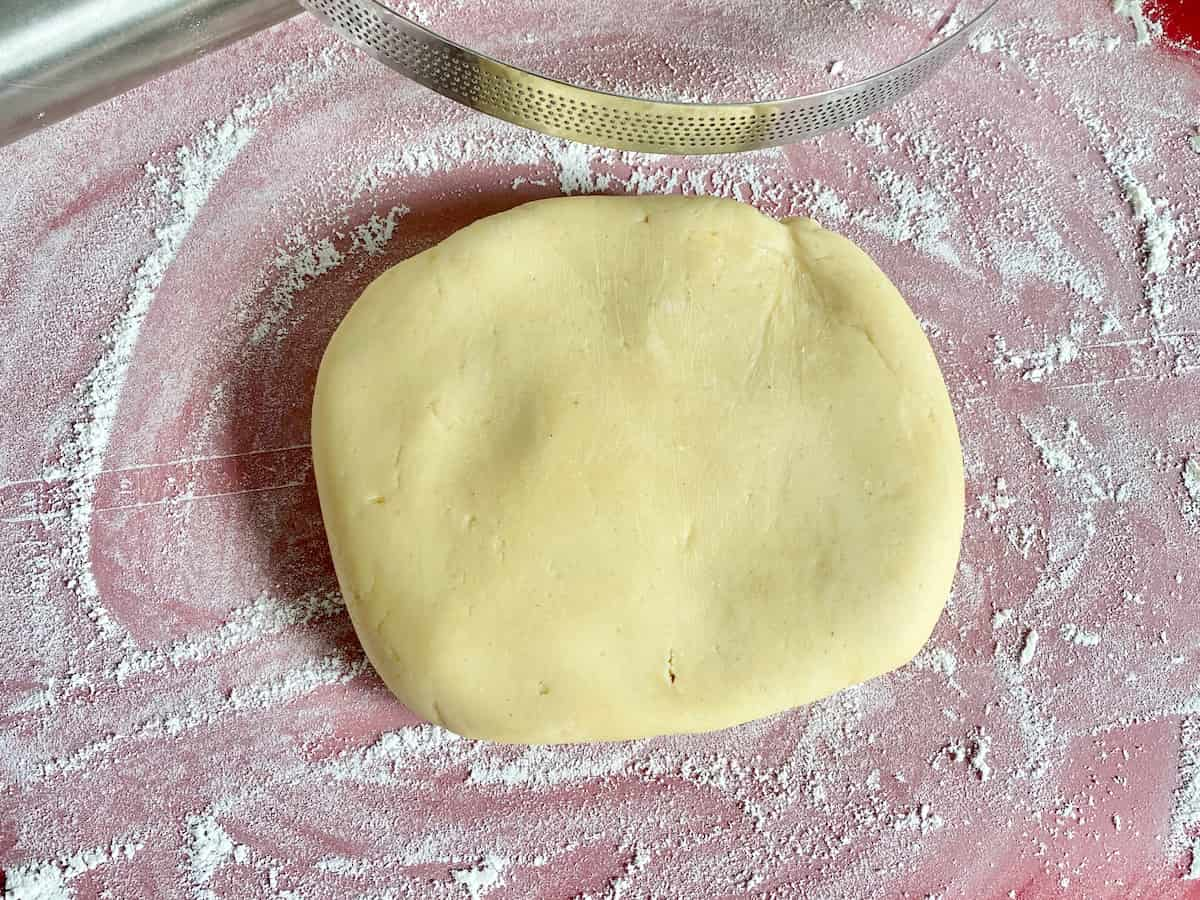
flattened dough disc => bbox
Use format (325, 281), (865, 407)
(312, 195), (964, 743)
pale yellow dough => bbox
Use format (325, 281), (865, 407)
(312, 195), (964, 743)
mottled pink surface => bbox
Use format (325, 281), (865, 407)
(2, 2), (1199, 898)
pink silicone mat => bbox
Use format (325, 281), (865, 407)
(2, 1), (1198, 897)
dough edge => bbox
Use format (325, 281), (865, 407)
(312, 195), (965, 743)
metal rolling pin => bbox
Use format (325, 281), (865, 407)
(0, 0), (298, 147)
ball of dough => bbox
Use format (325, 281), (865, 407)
(312, 195), (963, 743)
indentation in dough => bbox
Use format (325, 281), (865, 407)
(427, 398), (448, 429)
(744, 290), (784, 386)
(489, 389), (545, 475)
(850, 321), (900, 380)
(391, 447), (404, 489)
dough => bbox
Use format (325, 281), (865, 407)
(312, 195), (964, 743)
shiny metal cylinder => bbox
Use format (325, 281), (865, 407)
(0, 0), (299, 148)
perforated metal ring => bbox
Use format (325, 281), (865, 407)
(299, 0), (999, 155)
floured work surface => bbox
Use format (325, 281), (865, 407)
(1, 0), (1198, 896)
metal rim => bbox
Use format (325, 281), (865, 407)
(300, 0), (1000, 153)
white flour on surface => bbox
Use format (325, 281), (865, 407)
(1172, 716), (1200, 865)
(110, 590), (344, 686)
(183, 811), (242, 899)
(466, 744), (633, 788)
(1110, 0), (1162, 46)
(3, 840), (142, 900)
(1018, 628), (1040, 667)
(993, 327), (1083, 383)
(450, 854), (509, 899)
(1187, 838), (1200, 880)
(244, 203), (411, 347)
(250, 235), (344, 346)
(43, 111), (257, 640)
(1060, 623), (1101, 647)
(969, 734), (993, 781)
(33, 48), (345, 646)
(576, 847), (650, 900)
(1183, 455), (1200, 526)
(2, 0), (1200, 896)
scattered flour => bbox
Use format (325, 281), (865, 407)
(1183, 456), (1200, 525)
(1121, 178), (1178, 282)
(183, 811), (243, 899)
(42, 109), (258, 639)
(912, 646), (963, 696)
(978, 476), (1014, 524)
(353, 205), (410, 256)
(111, 590), (344, 685)
(1170, 715), (1200, 865)
(1074, 108), (1182, 324)
(451, 854), (509, 899)
(971, 30), (997, 54)
(227, 652), (367, 710)
(856, 167), (961, 267)
(1019, 628), (1040, 667)
(323, 725), (464, 784)
(467, 745), (632, 788)
(3, 861), (69, 900)
(577, 847), (650, 900)
(892, 804), (945, 834)
(800, 179), (850, 223)
(1060, 624), (1101, 647)
(3, 1), (1199, 895)
(993, 327), (1082, 383)
(991, 205), (1104, 307)
(248, 204), (410, 346)
(970, 735), (994, 782)
(914, 647), (958, 679)
(3, 840), (142, 900)
(1110, 0), (1162, 46)
(1186, 838), (1200, 880)
(251, 235), (344, 346)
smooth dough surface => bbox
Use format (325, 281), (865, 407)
(312, 195), (964, 743)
